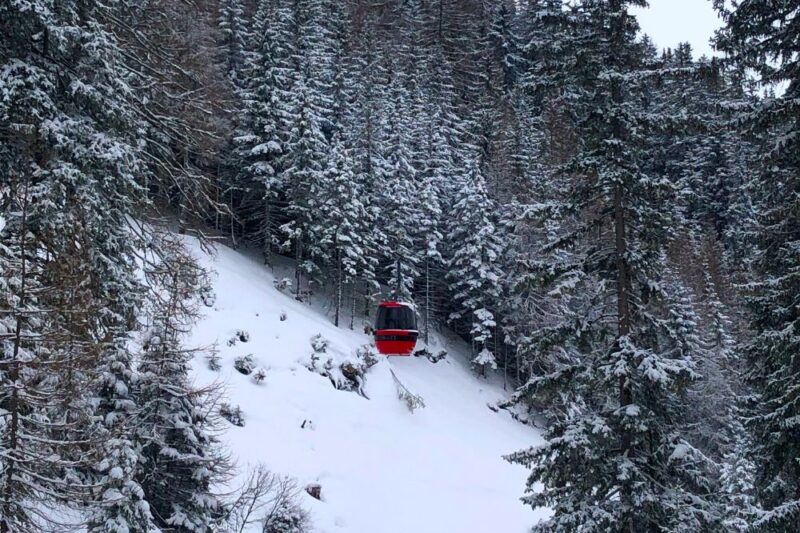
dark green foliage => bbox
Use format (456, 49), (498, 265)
(0, 0), (153, 530)
(505, 1), (728, 530)
(136, 239), (226, 532)
(1, 0), (788, 530)
(715, 1), (800, 529)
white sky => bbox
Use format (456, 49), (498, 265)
(632, 0), (723, 59)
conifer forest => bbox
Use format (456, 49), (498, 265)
(1, 0), (800, 531)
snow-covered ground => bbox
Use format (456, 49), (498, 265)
(187, 239), (548, 533)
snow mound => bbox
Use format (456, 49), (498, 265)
(186, 239), (548, 533)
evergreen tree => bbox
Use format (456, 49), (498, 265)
(414, 33), (463, 338)
(506, 2), (721, 530)
(218, 0), (250, 82)
(278, 0), (347, 296)
(719, 418), (760, 531)
(1, 0), (155, 529)
(318, 137), (375, 327)
(339, 21), (385, 318)
(715, 1), (800, 528)
(679, 266), (743, 458)
(375, 70), (421, 301)
(416, 140), (446, 344)
(87, 341), (156, 533)
(518, 0), (575, 107)
(136, 238), (226, 532)
(280, 73), (332, 295)
(487, 1), (521, 95)
(445, 158), (504, 360)
(235, 0), (297, 263)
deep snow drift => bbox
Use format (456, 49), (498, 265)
(186, 239), (548, 532)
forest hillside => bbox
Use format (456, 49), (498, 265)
(2, 0), (799, 531)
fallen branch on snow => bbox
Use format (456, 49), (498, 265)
(390, 369), (425, 412)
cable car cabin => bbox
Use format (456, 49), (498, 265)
(374, 301), (418, 356)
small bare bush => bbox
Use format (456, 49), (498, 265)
(224, 465), (310, 533)
(273, 278), (293, 293)
(219, 403), (245, 427)
(252, 368), (267, 385)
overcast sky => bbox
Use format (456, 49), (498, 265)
(632, 0), (722, 59)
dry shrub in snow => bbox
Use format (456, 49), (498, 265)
(234, 354), (255, 375)
(414, 347), (447, 363)
(220, 403), (245, 427)
(225, 465), (309, 533)
(304, 342), (378, 396)
(252, 368), (267, 385)
(273, 278), (293, 293)
(206, 351), (222, 371)
(309, 334), (328, 354)
(227, 329), (250, 346)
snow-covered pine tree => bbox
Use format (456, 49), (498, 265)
(340, 20), (382, 195)
(395, 0), (436, 183)
(415, 29), (464, 339)
(445, 158), (504, 367)
(678, 265), (744, 459)
(218, 0), (250, 83)
(714, 1), (800, 528)
(718, 417), (760, 531)
(493, 95), (558, 387)
(234, 0), (297, 264)
(630, 37), (757, 477)
(491, 6), (571, 384)
(1, 0), (158, 528)
(487, 1), (521, 96)
(375, 69), (422, 302)
(318, 136), (374, 327)
(87, 339), (157, 533)
(645, 43), (758, 260)
(506, 1), (721, 530)
(340, 19), (389, 320)
(472, 347), (499, 378)
(136, 236), (227, 532)
(416, 135), (446, 344)
(278, 0), (345, 297)
(280, 74), (332, 295)
(518, 0), (574, 108)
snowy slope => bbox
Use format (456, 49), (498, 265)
(186, 239), (549, 533)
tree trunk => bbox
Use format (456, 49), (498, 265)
(295, 238), (303, 301)
(2, 181), (29, 532)
(335, 247), (342, 328)
(610, 2), (634, 530)
(424, 257), (431, 344)
(395, 257), (402, 300)
(263, 195), (272, 266)
(229, 186), (237, 249)
(178, 143), (189, 234)
(349, 282), (356, 330)
(215, 161), (221, 231)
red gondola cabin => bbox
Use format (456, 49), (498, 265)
(374, 301), (418, 356)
